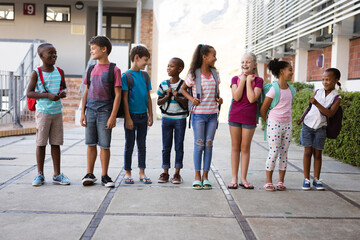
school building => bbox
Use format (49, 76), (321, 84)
(0, 0), (155, 126)
(246, 0), (360, 91)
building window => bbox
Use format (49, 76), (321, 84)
(45, 5), (71, 22)
(98, 13), (134, 44)
(0, 3), (14, 21)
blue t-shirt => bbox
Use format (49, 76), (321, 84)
(121, 70), (152, 114)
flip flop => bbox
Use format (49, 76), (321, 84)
(264, 183), (276, 191)
(140, 177), (152, 184)
(123, 177), (134, 184)
(192, 180), (202, 190)
(202, 180), (212, 190)
(276, 182), (286, 191)
(239, 182), (254, 189)
(227, 182), (238, 189)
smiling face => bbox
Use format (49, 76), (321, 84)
(280, 65), (293, 81)
(39, 45), (57, 66)
(135, 55), (150, 70)
(322, 71), (338, 91)
(167, 59), (183, 77)
(203, 48), (217, 68)
(90, 44), (107, 60)
(241, 55), (257, 75)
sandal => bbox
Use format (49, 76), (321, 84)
(123, 177), (134, 184)
(202, 180), (212, 190)
(239, 182), (254, 189)
(276, 182), (286, 191)
(228, 182), (238, 189)
(192, 180), (202, 190)
(140, 177), (152, 184)
(264, 183), (276, 191)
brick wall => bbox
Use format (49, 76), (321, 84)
(141, 9), (153, 77)
(282, 55), (295, 82)
(348, 38), (360, 79)
(307, 46), (332, 81)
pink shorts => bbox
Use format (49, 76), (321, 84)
(35, 111), (64, 146)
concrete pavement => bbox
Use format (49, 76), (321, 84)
(0, 120), (359, 240)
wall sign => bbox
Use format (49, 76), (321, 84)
(24, 3), (35, 15)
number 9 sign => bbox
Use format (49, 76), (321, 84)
(24, 3), (36, 15)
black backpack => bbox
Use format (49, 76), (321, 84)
(326, 95), (343, 139)
(118, 70), (150, 118)
(159, 79), (188, 115)
(86, 63), (122, 117)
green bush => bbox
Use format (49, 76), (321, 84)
(291, 89), (360, 167)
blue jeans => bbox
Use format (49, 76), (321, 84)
(191, 113), (218, 171)
(162, 118), (186, 169)
(85, 108), (112, 149)
(124, 113), (148, 170)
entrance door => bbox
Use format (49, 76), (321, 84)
(99, 13), (135, 44)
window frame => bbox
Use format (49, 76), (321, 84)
(0, 3), (15, 21)
(44, 4), (71, 23)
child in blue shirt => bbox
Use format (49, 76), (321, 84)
(27, 43), (70, 186)
(157, 58), (188, 184)
(122, 45), (153, 184)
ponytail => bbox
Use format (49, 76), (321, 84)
(267, 58), (290, 78)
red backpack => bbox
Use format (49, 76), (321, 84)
(27, 67), (65, 111)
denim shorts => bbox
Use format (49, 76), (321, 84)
(85, 108), (112, 149)
(228, 121), (256, 129)
(300, 123), (326, 150)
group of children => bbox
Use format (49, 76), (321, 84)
(27, 37), (342, 191)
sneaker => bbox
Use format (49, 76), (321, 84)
(53, 173), (71, 185)
(302, 178), (311, 190)
(101, 174), (115, 188)
(32, 173), (45, 186)
(158, 173), (169, 183)
(171, 173), (182, 184)
(313, 178), (325, 190)
(82, 173), (97, 186)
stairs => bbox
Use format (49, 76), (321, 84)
(62, 78), (82, 122)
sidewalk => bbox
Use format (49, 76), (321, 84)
(0, 120), (359, 240)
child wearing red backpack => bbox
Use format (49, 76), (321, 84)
(26, 43), (70, 186)
(297, 68), (342, 190)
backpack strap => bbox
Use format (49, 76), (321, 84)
(124, 70), (134, 100)
(210, 68), (219, 99)
(270, 81), (280, 109)
(141, 71), (150, 89)
(107, 63), (116, 98)
(37, 67), (48, 93)
(56, 67), (65, 91)
(289, 83), (296, 99)
(86, 65), (96, 89)
(160, 80), (172, 114)
(195, 68), (202, 100)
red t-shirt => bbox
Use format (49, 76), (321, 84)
(228, 76), (263, 125)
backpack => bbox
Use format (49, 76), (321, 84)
(159, 79), (188, 115)
(27, 66), (65, 111)
(118, 70), (150, 118)
(187, 68), (220, 128)
(261, 81), (296, 140)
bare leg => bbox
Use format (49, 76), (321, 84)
(229, 126), (242, 184)
(86, 145), (97, 174)
(51, 145), (61, 176)
(240, 128), (256, 184)
(279, 170), (286, 183)
(313, 149), (323, 179)
(36, 146), (46, 174)
(266, 170), (273, 184)
(100, 148), (110, 176)
(303, 147), (313, 179)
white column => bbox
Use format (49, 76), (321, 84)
(135, 0), (142, 43)
(97, 0), (103, 36)
(295, 49), (308, 83)
(257, 63), (265, 79)
(331, 35), (349, 90)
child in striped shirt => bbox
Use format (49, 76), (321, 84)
(181, 44), (223, 190)
(27, 43), (70, 186)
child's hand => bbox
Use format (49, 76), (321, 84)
(48, 93), (60, 101)
(246, 74), (255, 82)
(125, 118), (134, 130)
(58, 89), (67, 98)
(239, 74), (247, 82)
(296, 119), (302, 125)
(173, 90), (178, 98)
(310, 97), (318, 106)
(166, 88), (172, 96)
(192, 97), (200, 106)
(147, 115), (153, 127)
(216, 97), (223, 105)
(106, 116), (116, 129)
(80, 113), (86, 127)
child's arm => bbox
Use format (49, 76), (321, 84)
(311, 97), (341, 118)
(157, 88), (172, 106)
(180, 83), (200, 106)
(172, 90), (188, 108)
(80, 87), (89, 127)
(27, 70), (60, 101)
(232, 75), (246, 101)
(245, 75), (262, 103)
(58, 69), (67, 99)
(107, 87), (122, 129)
(216, 89), (223, 105)
(123, 90), (134, 130)
(147, 90), (153, 126)
(260, 96), (273, 122)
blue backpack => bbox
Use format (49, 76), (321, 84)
(259, 81), (296, 140)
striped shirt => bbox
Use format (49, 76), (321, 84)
(185, 71), (220, 114)
(35, 66), (62, 115)
(157, 79), (187, 120)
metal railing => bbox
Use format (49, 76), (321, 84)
(0, 39), (43, 127)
